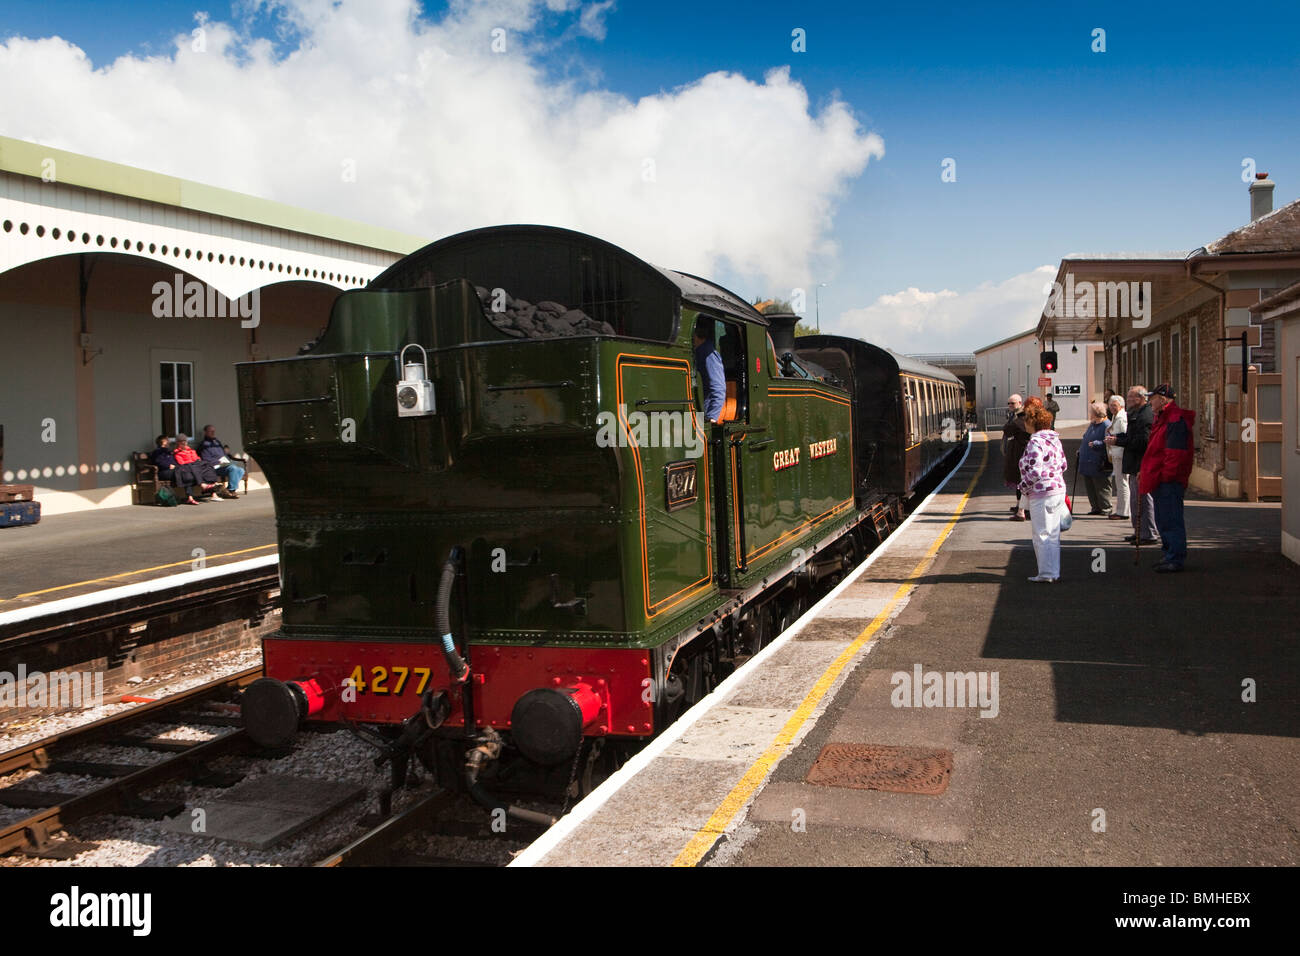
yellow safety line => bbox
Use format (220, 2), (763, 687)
(671, 438), (989, 867)
(0, 543), (277, 604)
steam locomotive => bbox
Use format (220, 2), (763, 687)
(236, 225), (965, 807)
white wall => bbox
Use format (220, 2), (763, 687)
(976, 332), (1103, 426)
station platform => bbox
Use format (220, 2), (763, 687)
(0, 489), (274, 610)
(515, 431), (1299, 867)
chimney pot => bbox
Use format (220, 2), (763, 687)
(1249, 174), (1275, 221)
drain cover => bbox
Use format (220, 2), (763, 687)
(805, 743), (953, 794)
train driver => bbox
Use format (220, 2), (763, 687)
(693, 316), (726, 424)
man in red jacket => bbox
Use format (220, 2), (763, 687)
(1138, 383), (1196, 573)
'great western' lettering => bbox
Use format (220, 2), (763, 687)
(809, 438), (838, 459)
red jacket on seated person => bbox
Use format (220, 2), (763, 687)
(1139, 400), (1196, 496)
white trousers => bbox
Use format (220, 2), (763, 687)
(1028, 492), (1064, 579)
(1108, 447), (1129, 516)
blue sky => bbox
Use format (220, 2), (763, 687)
(2, 0), (1297, 351)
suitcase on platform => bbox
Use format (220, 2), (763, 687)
(0, 484), (36, 503)
(1, 500), (41, 527)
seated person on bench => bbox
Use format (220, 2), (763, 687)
(197, 424), (245, 498)
(173, 434), (228, 498)
(149, 435), (204, 505)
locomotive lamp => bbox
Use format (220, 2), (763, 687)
(396, 343), (436, 417)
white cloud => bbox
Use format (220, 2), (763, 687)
(0, 0), (883, 288)
(834, 265), (1056, 354)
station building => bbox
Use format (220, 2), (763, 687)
(0, 136), (426, 514)
(1251, 280), (1300, 564)
(973, 328), (1104, 429)
(1036, 175), (1298, 505)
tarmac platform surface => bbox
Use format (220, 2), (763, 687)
(517, 430), (1299, 867)
(0, 491), (275, 609)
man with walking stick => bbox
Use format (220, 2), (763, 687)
(1105, 385), (1158, 547)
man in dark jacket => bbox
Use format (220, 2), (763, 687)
(1106, 385), (1158, 543)
(197, 425), (244, 498)
(1001, 394), (1030, 520)
(1043, 393), (1060, 428)
(147, 435), (201, 505)
(1139, 384), (1196, 572)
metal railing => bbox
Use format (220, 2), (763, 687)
(983, 408), (1012, 431)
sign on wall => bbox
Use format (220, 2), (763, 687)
(1052, 384), (1082, 396)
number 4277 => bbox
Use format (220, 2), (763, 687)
(346, 665), (431, 696)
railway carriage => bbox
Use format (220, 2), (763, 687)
(236, 225), (963, 804)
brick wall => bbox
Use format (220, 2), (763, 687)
(0, 610), (277, 724)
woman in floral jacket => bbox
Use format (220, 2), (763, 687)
(1018, 402), (1067, 582)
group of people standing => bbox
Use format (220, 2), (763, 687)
(1002, 384), (1196, 582)
(148, 426), (246, 505)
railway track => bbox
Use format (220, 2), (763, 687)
(0, 668), (259, 858)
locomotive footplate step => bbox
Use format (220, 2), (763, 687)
(161, 773), (365, 848)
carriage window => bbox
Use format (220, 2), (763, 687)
(906, 378), (919, 442)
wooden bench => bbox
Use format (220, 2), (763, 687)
(131, 451), (249, 505)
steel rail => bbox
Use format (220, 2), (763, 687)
(315, 789), (460, 867)
(0, 665), (261, 776)
(0, 728), (253, 857)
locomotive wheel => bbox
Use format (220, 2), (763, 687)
(777, 591), (807, 633)
(751, 608), (774, 656)
(576, 738), (628, 798)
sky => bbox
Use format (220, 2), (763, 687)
(1, 0), (1297, 352)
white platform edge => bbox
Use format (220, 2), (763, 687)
(0, 554), (279, 628)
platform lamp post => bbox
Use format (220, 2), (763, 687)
(815, 282), (827, 332)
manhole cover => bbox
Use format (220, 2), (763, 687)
(805, 743), (953, 794)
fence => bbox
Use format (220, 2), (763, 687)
(983, 408), (1011, 432)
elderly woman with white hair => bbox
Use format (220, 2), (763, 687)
(1080, 401), (1113, 516)
(1105, 394), (1129, 519)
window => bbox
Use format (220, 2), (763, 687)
(1190, 323), (1199, 410)
(1171, 329), (1182, 402)
(907, 378), (919, 442)
(1143, 335), (1160, 387)
(160, 361), (194, 436)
